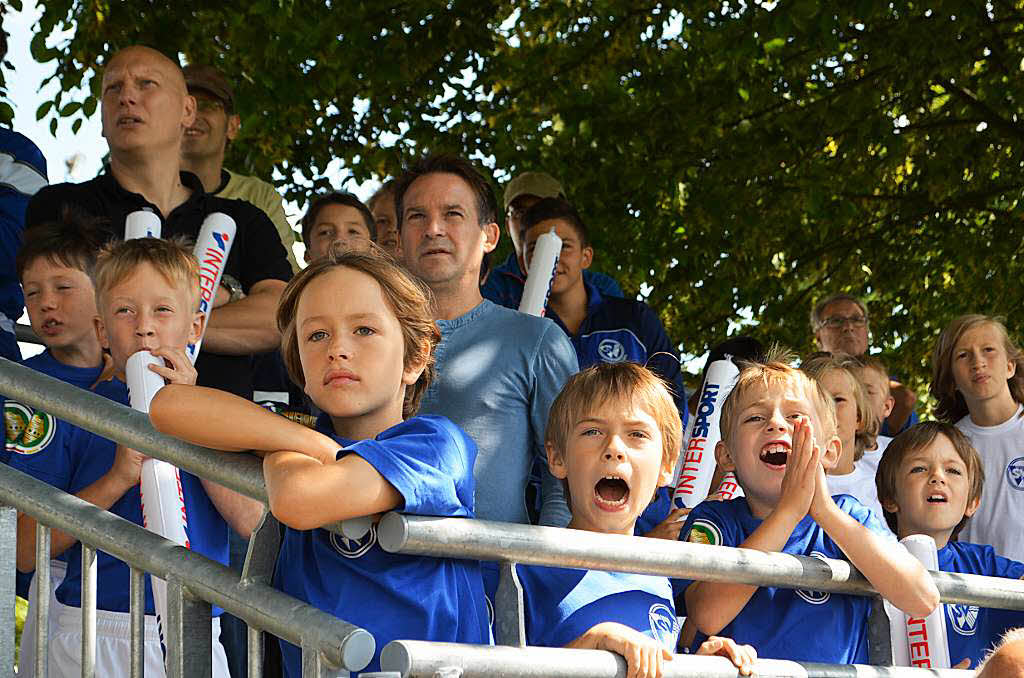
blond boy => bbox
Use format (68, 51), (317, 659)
(675, 353), (938, 663)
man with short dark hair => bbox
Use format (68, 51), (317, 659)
(810, 293), (917, 434)
(180, 64), (299, 272)
(481, 170), (623, 308)
(396, 155), (576, 543)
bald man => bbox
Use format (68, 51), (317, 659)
(26, 46), (291, 396)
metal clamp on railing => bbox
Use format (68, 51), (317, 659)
(380, 640), (975, 678)
(0, 462), (374, 676)
(377, 514), (1024, 610)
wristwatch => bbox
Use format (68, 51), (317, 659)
(220, 274), (244, 303)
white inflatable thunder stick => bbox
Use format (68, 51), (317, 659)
(713, 471), (744, 500)
(127, 351), (190, 651)
(518, 227), (562, 317)
(124, 209), (161, 240)
(885, 534), (950, 669)
(187, 212), (237, 362)
(671, 357), (740, 509)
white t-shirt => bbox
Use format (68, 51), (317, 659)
(957, 405), (1024, 560)
(827, 460), (892, 534)
(859, 435), (892, 479)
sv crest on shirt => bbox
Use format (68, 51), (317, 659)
(329, 522), (377, 559)
(795, 551), (831, 605)
(648, 602), (680, 650)
(947, 603), (979, 636)
(1005, 457), (1024, 491)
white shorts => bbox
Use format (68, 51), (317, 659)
(18, 559), (67, 677)
(46, 605), (229, 678)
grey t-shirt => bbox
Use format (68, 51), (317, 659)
(419, 300), (577, 527)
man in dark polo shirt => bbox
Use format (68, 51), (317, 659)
(26, 45), (291, 399)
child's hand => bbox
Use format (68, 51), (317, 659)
(148, 346), (198, 386)
(808, 441), (838, 523)
(569, 622), (673, 678)
(952, 658), (970, 670)
(696, 635), (757, 675)
(643, 507), (691, 541)
(109, 444), (149, 490)
(776, 417), (818, 521)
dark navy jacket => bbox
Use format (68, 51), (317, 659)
(481, 253), (624, 309)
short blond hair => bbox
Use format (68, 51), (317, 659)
(720, 347), (838, 445)
(802, 353), (878, 461)
(94, 237), (200, 310)
(854, 354), (891, 398)
(546, 362), (682, 474)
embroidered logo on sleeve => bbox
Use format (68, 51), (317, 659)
(686, 519), (722, 546)
(947, 604), (979, 636)
(597, 339), (627, 363)
(330, 523), (377, 559)
(4, 402), (56, 456)
(1005, 457), (1024, 491)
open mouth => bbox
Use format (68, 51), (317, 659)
(594, 476), (630, 508)
(926, 493), (947, 504)
(760, 443), (789, 467)
(117, 115), (143, 126)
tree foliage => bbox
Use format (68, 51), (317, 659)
(9, 1), (1024, 403)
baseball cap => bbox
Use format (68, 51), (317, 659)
(503, 171), (564, 210)
(183, 64), (235, 111)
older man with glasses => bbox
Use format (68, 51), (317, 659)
(810, 293), (917, 435)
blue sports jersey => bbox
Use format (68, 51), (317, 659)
(274, 414), (490, 677)
(548, 283), (688, 430)
(481, 252), (624, 309)
(940, 541), (1024, 666)
(674, 495), (893, 663)
(6, 377), (230, 614)
(517, 563), (679, 651)
(634, 486), (673, 536)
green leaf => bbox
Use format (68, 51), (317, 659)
(36, 100), (54, 120)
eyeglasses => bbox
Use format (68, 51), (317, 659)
(819, 315), (868, 329)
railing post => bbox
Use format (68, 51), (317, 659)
(241, 510), (280, 678)
(129, 567), (145, 678)
(164, 579), (212, 678)
(0, 505), (15, 678)
(300, 642), (335, 678)
(868, 597), (894, 666)
(494, 562), (526, 647)
(81, 545), (97, 678)
(34, 523), (51, 678)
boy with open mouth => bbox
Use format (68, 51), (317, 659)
(516, 362), (757, 678)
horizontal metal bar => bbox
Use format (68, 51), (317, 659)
(377, 514), (1024, 610)
(15, 323), (41, 345)
(381, 640), (975, 678)
(0, 462), (374, 672)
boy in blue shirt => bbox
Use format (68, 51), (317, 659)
(876, 421), (1024, 669)
(9, 237), (261, 677)
(518, 362), (756, 678)
(676, 351), (939, 663)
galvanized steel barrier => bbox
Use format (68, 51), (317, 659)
(0, 355), (1008, 677)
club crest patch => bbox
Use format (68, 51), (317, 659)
(330, 522), (377, 559)
(1005, 457), (1024, 491)
(795, 551), (830, 605)
(648, 603), (679, 650)
(4, 402), (56, 456)
(947, 603), (979, 636)
(687, 519), (722, 546)
(598, 339), (627, 363)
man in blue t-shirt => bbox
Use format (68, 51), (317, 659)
(482, 170), (623, 309)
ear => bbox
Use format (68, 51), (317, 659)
(226, 114), (241, 141)
(546, 441), (568, 479)
(482, 221), (500, 254)
(182, 93), (197, 128)
(658, 453), (675, 487)
(188, 311), (206, 346)
(964, 494), (981, 519)
(401, 340), (429, 387)
(881, 497), (900, 516)
(714, 440), (735, 472)
(94, 315), (109, 350)
(882, 395), (895, 419)
(819, 433), (842, 470)
(1007, 356), (1017, 379)
(580, 245), (594, 271)
(303, 248), (312, 266)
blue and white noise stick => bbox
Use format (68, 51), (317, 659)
(124, 211), (236, 653)
(671, 356), (740, 509)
